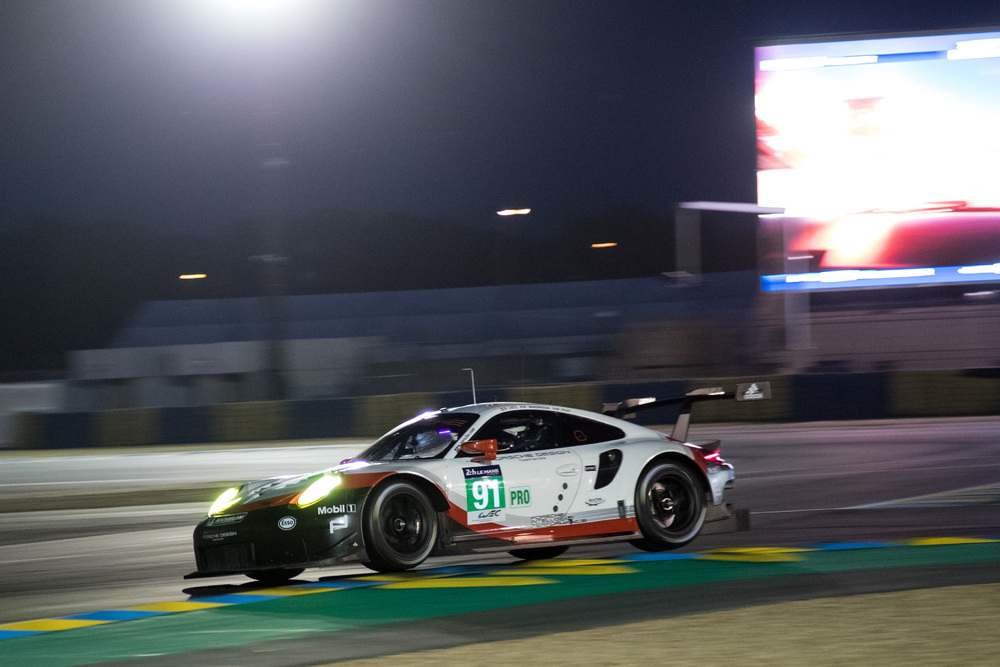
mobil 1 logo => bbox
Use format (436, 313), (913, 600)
(463, 465), (505, 523)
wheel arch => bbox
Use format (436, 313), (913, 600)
(638, 451), (710, 499)
(364, 472), (450, 514)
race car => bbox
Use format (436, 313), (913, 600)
(186, 383), (767, 582)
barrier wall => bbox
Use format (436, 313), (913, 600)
(889, 370), (1000, 417)
(211, 401), (287, 443)
(95, 408), (157, 447)
(10, 369), (999, 449)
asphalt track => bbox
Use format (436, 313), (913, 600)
(1, 417), (999, 664)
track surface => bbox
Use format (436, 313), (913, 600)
(1, 417), (998, 663)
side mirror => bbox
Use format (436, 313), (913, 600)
(459, 439), (498, 461)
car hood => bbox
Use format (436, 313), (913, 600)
(231, 460), (394, 509)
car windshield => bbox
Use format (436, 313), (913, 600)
(358, 412), (480, 461)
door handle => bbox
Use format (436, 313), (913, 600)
(556, 464), (579, 477)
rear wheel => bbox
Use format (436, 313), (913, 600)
(362, 480), (438, 572)
(246, 568), (304, 584)
(509, 546), (569, 561)
(630, 461), (706, 552)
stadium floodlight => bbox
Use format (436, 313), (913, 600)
(198, 0), (309, 26)
(190, 0), (324, 42)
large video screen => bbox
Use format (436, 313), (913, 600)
(756, 29), (1000, 292)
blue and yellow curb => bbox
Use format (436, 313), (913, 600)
(1, 536), (996, 640)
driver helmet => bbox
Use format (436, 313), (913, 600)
(412, 429), (453, 458)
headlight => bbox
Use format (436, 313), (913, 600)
(208, 487), (241, 516)
(295, 474), (341, 508)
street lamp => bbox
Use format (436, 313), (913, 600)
(178, 273), (208, 280)
(460, 367), (477, 404)
(496, 208), (531, 217)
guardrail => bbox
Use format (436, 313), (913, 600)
(10, 369), (999, 449)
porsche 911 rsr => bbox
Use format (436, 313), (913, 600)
(186, 383), (767, 582)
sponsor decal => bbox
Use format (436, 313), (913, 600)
(502, 450), (571, 461)
(277, 516), (297, 531)
(497, 404), (572, 413)
(203, 529), (238, 541)
(317, 504), (358, 515)
(328, 516), (350, 532)
(463, 465), (505, 513)
(206, 513), (246, 527)
(585, 497), (605, 506)
(467, 508), (504, 525)
(585, 464), (597, 472)
(737, 381), (771, 401)
(509, 486), (532, 508)
(530, 512), (573, 528)
(462, 465), (501, 479)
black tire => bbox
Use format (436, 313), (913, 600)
(509, 546), (569, 561)
(246, 568), (304, 584)
(362, 479), (439, 572)
(630, 461), (706, 552)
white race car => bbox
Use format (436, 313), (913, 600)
(188, 383), (767, 581)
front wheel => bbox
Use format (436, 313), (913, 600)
(630, 461), (706, 552)
(246, 568), (304, 584)
(509, 546), (569, 561)
(362, 480), (438, 572)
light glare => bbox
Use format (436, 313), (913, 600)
(191, 0), (319, 42)
(947, 38), (1000, 60)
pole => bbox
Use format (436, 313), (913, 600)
(250, 41), (290, 401)
(674, 206), (702, 278)
(782, 218), (812, 372)
(461, 367), (477, 404)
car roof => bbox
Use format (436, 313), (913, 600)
(441, 402), (662, 439)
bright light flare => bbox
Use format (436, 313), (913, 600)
(759, 55), (878, 71)
(191, 0), (320, 41)
(496, 208), (531, 216)
(947, 38), (1000, 60)
(178, 273), (208, 280)
(590, 242), (618, 249)
(958, 263), (1000, 275)
(203, 0), (309, 24)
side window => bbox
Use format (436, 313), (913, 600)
(463, 410), (561, 455)
(560, 415), (625, 447)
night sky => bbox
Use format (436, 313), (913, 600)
(2, 0), (999, 372)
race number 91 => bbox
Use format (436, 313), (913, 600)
(463, 465), (506, 512)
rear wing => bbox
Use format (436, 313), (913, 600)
(602, 381), (771, 442)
